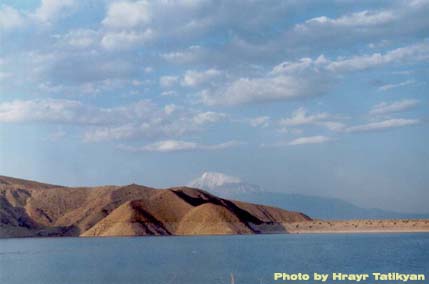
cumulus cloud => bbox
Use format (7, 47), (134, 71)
(101, 29), (154, 50)
(279, 107), (346, 131)
(199, 66), (330, 105)
(296, 10), (396, 31)
(0, 99), (227, 143)
(16, 49), (143, 90)
(102, 1), (151, 29)
(0, 5), (25, 31)
(83, 108), (227, 142)
(192, 111), (226, 125)
(326, 42), (429, 73)
(0, 99), (171, 127)
(181, 69), (222, 87)
(369, 99), (419, 115)
(34, 0), (75, 23)
(1, 0), (75, 31)
(198, 42), (429, 106)
(346, 118), (420, 133)
(288, 135), (332, 145)
(61, 29), (99, 49)
(1, 0), (426, 152)
(280, 107), (329, 126)
(0, 99), (90, 124)
(0, 0), (77, 34)
(118, 140), (241, 152)
(289, 2), (429, 48)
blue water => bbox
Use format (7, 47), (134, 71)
(0, 233), (428, 284)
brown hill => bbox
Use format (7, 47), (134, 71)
(0, 175), (311, 238)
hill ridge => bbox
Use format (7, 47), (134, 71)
(0, 176), (310, 238)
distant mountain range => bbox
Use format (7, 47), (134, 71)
(189, 172), (429, 220)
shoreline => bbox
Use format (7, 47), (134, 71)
(1, 231), (429, 240)
(2, 219), (429, 239)
(284, 219), (429, 234)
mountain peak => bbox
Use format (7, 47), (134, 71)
(192, 172), (242, 189)
(189, 172), (262, 197)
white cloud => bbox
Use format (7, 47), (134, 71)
(118, 140), (241, 152)
(34, 0), (75, 23)
(181, 68), (222, 87)
(0, 1), (75, 31)
(61, 29), (99, 48)
(270, 56), (328, 75)
(0, 99), (227, 143)
(408, 0), (429, 8)
(161, 45), (205, 64)
(164, 104), (177, 115)
(370, 99), (419, 115)
(249, 116), (270, 128)
(279, 107), (346, 131)
(0, 99), (87, 124)
(83, 124), (139, 142)
(159, 75), (179, 88)
(280, 107), (329, 126)
(101, 29), (154, 50)
(198, 42), (429, 106)
(346, 118), (420, 133)
(296, 10), (396, 30)
(326, 42), (429, 73)
(289, 1), (429, 50)
(102, 1), (151, 29)
(0, 99), (159, 126)
(199, 72), (329, 106)
(161, 90), (177, 97)
(331, 41), (425, 80)
(192, 112), (226, 125)
(83, 108), (226, 142)
(318, 121), (347, 131)
(378, 80), (416, 91)
(0, 5), (25, 31)
(288, 135), (332, 145)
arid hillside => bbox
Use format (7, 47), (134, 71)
(0, 175), (311, 238)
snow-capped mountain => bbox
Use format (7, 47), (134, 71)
(188, 172), (262, 198)
(188, 172), (429, 220)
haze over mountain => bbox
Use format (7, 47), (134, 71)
(0, 175), (311, 238)
(189, 172), (429, 220)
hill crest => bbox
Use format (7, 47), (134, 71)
(0, 176), (310, 238)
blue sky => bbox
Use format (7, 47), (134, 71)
(0, 0), (428, 213)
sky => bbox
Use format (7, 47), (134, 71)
(0, 0), (428, 213)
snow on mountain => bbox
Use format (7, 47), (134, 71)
(188, 172), (262, 198)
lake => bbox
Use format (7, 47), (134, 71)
(0, 233), (428, 284)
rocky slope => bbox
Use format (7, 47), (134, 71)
(0, 175), (311, 238)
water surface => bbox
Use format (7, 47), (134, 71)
(0, 233), (428, 284)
